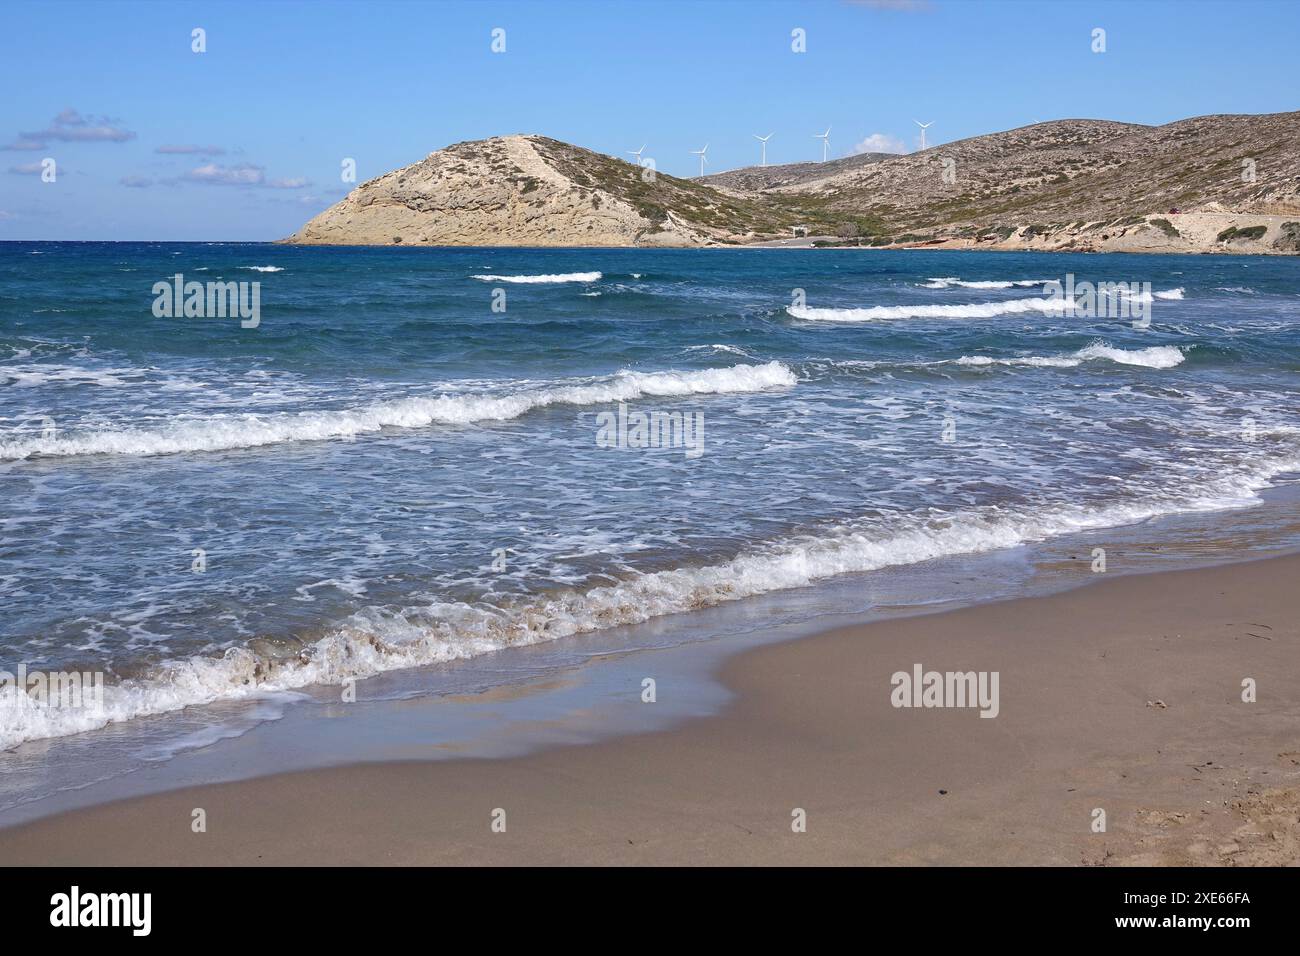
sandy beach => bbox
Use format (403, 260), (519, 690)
(2, 553), (1297, 866)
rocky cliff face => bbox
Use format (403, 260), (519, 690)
(287, 113), (1300, 254)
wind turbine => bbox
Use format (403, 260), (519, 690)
(914, 120), (934, 151)
(814, 126), (831, 162)
(753, 133), (773, 167)
(690, 143), (708, 176)
(627, 144), (646, 166)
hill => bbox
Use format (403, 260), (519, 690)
(286, 135), (832, 247)
(696, 150), (895, 194)
(286, 113), (1300, 254)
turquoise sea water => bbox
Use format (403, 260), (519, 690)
(1, 243), (1297, 749)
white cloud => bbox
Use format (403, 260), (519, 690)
(17, 109), (135, 145)
(847, 133), (907, 156)
(8, 162), (46, 175)
(185, 162), (266, 186)
(180, 163), (311, 190)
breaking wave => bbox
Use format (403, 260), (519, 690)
(955, 343), (1186, 370)
(1072, 343), (1186, 367)
(789, 288), (1187, 322)
(5, 442), (1296, 750)
(0, 362), (796, 461)
(923, 277), (1051, 289)
(470, 272), (602, 284)
(789, 296), (1072, 322)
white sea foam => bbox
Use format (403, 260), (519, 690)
(955, 344), (1186, 370)
(470, 271), (602, 284)
(1115, 287), (1185, 303)
(240, 265), (283, 272)
(5, 443), (1295, 750)
(789, 296), (1071, 322)
(1072, 343), (1186, 368)
(685, 344), (756, 358)
(955, 354), (1083, 368)
(0, 362), (796, 460)
(923, 277), (1051, 289)
(0, 364), (143, 388)
(790, 287), (1187, 322)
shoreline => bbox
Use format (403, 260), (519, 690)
(2, 478), (1298, 828)
(3, 551), (1298, 866)
(9, 239), (1295, 258)
(276, 238), (1298, 257)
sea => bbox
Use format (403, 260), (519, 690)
(1, 243), (1298, 799)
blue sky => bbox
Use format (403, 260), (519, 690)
(2, 0), (1296, 241)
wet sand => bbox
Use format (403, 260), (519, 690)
(3, 554), (1298, 866)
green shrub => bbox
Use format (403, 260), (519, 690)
(1274, 221), (1300, 252)
(1218, 225), (1267, 242)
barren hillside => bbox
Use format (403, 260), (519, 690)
(287, 113), (1300, 254)
(697, 150), (894, 195)
(760, 113), (1300, 252)
(287, 135), (832, 247)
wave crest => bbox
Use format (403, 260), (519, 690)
(956, 343), (1186, 370)
(470, 272), (601, 284)
(790, 287), (1186, 322)
(789, 296), (1071, 322)
(923, 277), (1050, 290)
(0, 362), (796, 460)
